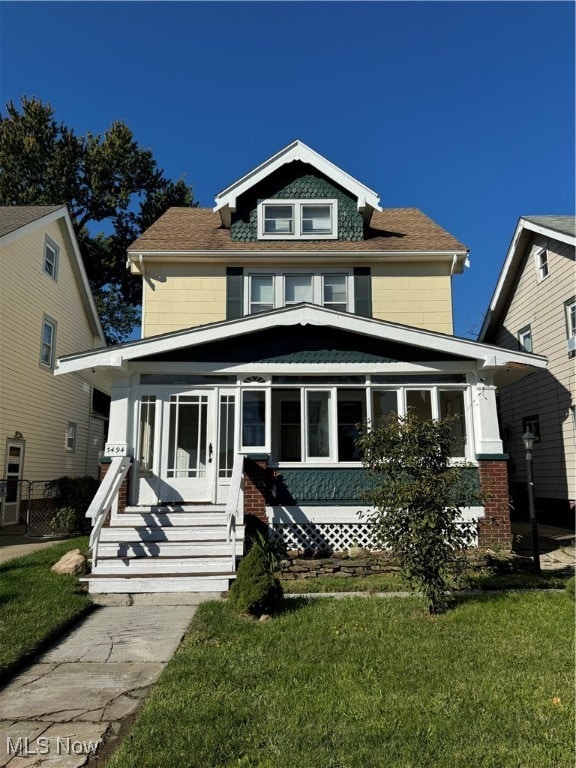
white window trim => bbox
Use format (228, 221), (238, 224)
(566, 298), (576, 337)
(44, 236), (59, 281)
(66, 422), (77, 452)
(534, 247), (549, 282)
(40, 316), (57, 369)
(517, 325), (533, 353)
(257, 198), (338, 240)
(245, 268), (353, 315)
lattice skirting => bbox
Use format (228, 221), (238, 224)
(271, 522), (379, 552)
(271, 520), (479, 552)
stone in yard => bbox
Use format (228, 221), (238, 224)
(51, 549), (86, 575)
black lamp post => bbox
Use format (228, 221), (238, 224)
(522, 429), (541, 575)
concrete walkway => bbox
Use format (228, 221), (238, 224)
(0, 603), (204, 767)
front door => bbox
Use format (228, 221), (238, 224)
(158, 391), (216, 503)
(2, 439), (25, 526)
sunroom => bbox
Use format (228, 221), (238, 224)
(56, 304), (546, 552)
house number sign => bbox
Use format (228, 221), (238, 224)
(104, 443), (128, 457)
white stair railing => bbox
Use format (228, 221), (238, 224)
(225, 454), (244, 573)
(87, 456), (131, 567)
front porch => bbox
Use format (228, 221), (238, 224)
(54, 305), (546, 594)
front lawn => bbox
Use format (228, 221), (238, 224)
(107, 592), (574, 768)
(0, 537), (92, 680)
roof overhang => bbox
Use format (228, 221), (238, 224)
(57, 304), (546, 388)
(213, 140), (381, 228)
(479, 216), (576, 341)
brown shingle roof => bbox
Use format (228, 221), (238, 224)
(0, 205), (65, 238)
(129, 207), (468, 253)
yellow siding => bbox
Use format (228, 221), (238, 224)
(372, 266), (453, 333)
(142, 262), (454, 336)
(142, 266), (227, 337)
(0, 219), (100, 483)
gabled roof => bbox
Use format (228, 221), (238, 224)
(478, 215), (576, 342)
(0, 205), (106, 344)
(0, 205), (64, 237)
(522, 216), (575, 240)
(57, 303), (545, 387)
(213, 140), (381, 227)
(128, 206), (468, 260)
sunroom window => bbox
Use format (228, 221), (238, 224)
(258, 199), (337, 239)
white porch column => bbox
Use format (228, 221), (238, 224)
(103, 374), (133, 521)
(468, 373), (504, 456)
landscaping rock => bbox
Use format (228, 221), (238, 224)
(51, 549), (86, 575)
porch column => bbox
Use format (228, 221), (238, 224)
(242, 455), (269, 529)
(469, 374), (504, 456)
(103, 374), (133, 518)
(477, 459), (512, 550)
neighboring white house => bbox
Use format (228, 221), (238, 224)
(479, 215), (575, 527)
(55, 141), (547, 593)
(0, 205), (108, 526)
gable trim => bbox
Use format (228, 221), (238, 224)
(479, 216), (575, 341)
(56, 303), (546, 376)
(213, 140), (381, 225)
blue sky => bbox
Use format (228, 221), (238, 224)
(1, 1), (574, 338)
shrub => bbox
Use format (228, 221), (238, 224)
(228, 544), (283, 616)
(357, 412), (483, 614)
(565, 576), (575, 598)
(45, 476), (98, 534)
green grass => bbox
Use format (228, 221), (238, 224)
(107, 592), (574, 768)
(0, 537), (92, 679)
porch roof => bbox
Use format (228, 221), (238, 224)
(56, 304), (547, 387)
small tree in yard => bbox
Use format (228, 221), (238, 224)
(357, 412), (482, 614)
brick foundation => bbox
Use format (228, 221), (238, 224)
(477, 459), (512, 549)
(242, 458), (269, 526)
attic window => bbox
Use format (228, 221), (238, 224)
(258, 199), (338, 240)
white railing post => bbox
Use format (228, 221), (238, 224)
(225, 454), (245, 572)
(87, 456), (131, 568)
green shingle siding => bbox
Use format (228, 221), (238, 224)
(266, 466), (481, 507)
(230, 162), (364, 242)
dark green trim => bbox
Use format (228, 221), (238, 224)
(354, 267), (372, 317)
(226, 267), (243, 320)
(246, 453), (270, 461)
(476, 454), (509, 461)
(99, 457), (112, 465)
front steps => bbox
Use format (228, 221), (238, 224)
(82, 505), (244, 594)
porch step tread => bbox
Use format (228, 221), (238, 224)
(83, 571), (236, 579)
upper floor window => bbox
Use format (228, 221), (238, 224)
(44, 237), (59, 280)
(535, 248), (549, 281)
(258, 199), (338, 240)
(518, 325), (533, 353)
(40, 317), (57, 368)
(246, 270), (351, 315)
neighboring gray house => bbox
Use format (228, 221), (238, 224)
(479, 215), (575, 526)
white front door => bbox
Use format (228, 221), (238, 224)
(158, 391), (216, 503)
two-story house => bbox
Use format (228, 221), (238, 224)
(56, 141), (546, 594)
(479, 216), (575, 526)
(0, 205), (108, 526)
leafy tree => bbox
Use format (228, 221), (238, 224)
(357, 412), (483, 614)
(0, 96), (194, 342)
